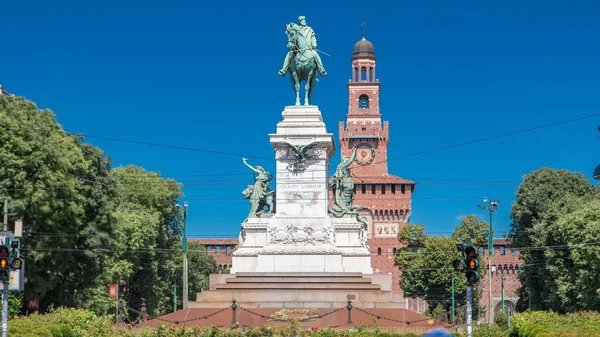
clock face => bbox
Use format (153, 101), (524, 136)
(354, 143), (375, 165)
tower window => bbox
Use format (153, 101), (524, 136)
(361, 67), (367, 81)
(371, 184), (376, 194)
(359, 94), (369, 109)
(361, 185), (366, 194)
(401, 184), (406, 194)
(391, 184), (396, 194)
(381, 184), (386, 194)
(377, 247), (382, 256)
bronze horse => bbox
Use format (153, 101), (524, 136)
(284, 23), (318, 106)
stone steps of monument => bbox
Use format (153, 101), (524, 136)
(188, 300), (407, 309)
(225, 277), (372, 284)
(192, 289), (406, 308)
(214, 283), (381, 290)
(233, 272), (364, 278)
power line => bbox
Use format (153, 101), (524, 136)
(42, 112), (600, 168)
(346, 112), (600, 171)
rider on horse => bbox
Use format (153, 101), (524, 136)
(278, 16), (327, 77)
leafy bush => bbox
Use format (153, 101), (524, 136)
(8, 307), (128, 337)
(509, 311), (600, 337)
(473, 324), (504, 337)
(494, 310), (509, 331)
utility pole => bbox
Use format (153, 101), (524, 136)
(115, 284), (119, 324)
(173, 283), (177, 312)
(3, 200), (7, 232)
(453, 238), (480, 337)
(466, 285), (473, 337)
(2, 200), (8, 337)
(594, 125), (600, 180)
(175, 202), (188, 310)
(452, 277), (456, 324)
(478, 197), (500, 325)
(0, 201), (23, 337)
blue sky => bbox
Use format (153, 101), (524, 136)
(2, 0), (599, 239)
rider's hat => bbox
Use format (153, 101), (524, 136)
(298, 16), (306, 21)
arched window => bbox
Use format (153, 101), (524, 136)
(359, 94), (369, 109)
(377, 247), (382, 256)
(393, 247), (397, 255)
(361, 67), (367, 81)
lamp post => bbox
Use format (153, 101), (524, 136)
(594, 126), (600, 180)
(478, 197), (499, 325)
(175, 201), (188, 309)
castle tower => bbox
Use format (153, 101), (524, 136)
(338, 33), (416, 292)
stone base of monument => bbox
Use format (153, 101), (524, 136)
(189, 272), (407, 309)
(230, 105), (373, 275)
(231, 216), (372, 274)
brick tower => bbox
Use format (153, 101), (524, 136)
(338, 33), (416, 292)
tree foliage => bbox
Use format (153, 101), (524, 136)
(0, 95), (118, 311)
(395, 223), (485, 321)
(0, 95), (218, 316)
(508, 167), (599, 312)
(452, 215), (489, 246)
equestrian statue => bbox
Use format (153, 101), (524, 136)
(279, 16), (328, 106)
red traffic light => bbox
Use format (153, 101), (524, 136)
(465, 246), (477, 258)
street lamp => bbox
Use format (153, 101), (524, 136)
(478, 196), (499, 325)
(175, 201), (188, 310)
(595, 126), (600, 181)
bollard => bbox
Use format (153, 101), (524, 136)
(346, 300), (353, 324)
(231, 299), (238, 325)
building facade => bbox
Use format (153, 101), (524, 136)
(337, 35), (415, 293)
(479, 238), (523, 321)
(191, 239), (238, 274)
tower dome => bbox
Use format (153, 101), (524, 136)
(353, 37), (376, 59)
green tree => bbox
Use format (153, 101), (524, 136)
(184, 241), (218, 301)
(508, 168), (596, 311)
(452, 215), (489, 246)
(0, 95), (117, 313)
(106, 165), (184, 318)
(395, 224), (485, 320)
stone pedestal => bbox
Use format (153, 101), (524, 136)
(231, 106), (372, 274)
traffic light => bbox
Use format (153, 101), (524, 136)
(464, 244), (479, 284)
(0, 245), (9, 282)
(453, 243), (465, 272)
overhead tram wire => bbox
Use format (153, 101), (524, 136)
(57, 112), (600, 172)
(5, 112), (599, 170)
(346, 112), (600, 173)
